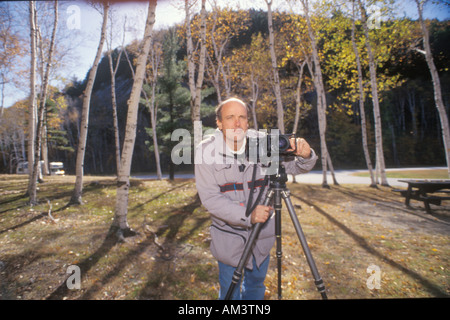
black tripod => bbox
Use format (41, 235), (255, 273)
(225, 163), (327, 300)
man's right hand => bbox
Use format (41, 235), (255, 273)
(251, 205), (273, 224)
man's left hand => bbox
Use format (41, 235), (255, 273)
(289, 138), (311, 159)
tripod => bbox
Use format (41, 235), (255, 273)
(225, 163), (327, 300)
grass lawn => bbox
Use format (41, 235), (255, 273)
(352, 169), (448, 180)
(0, 174), (448, 300)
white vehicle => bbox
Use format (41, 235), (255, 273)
(49, 162), (65, 175)
(16, 161), (29, 174)
(16, 161), (64, 176)
(16, 161), (44, 175)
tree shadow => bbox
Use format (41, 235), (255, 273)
(45, 192), (207, 300)
(45, 225), (119, 300)
(1, 232), (65, 299)
(137, 195), (208, 299)
(335, 186), (450, 227)
(131, 181), (191, 212)
(291, 193), (448, 297)
(0, 180), (108, 216)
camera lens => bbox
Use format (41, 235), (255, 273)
(278, 136), (290, 152)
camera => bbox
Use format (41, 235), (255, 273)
(245, 129), (296, 164)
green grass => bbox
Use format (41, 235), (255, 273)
(352, 169), (448, 179)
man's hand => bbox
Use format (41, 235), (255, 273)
(289, 137), (311, 159)
(251, 205), (273, 224)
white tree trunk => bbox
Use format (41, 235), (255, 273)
(113, 0), (157, 236)
(29, 1), (58, 205)
(415, 0), (450, 177)
(108, 52), (122, 174)
(150, 97), (162, 179)
(351, 0), (376, 187)
(266, 0), (285, 134)
(292, 61), (306, 135)
(186, 0), (206, 151)
(358, 0), (389, 186)
(250, 71), (259, 130)
(27, 1), (37, 198)
(71, 3), (109, 204)
(301, 0), (335, 187)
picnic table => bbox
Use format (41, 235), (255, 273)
(396, 179), (450, 213)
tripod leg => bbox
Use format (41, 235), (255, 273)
(274, 189), (282, 300)
(281, 190), (328, 300)
(224, 189), (275, 300)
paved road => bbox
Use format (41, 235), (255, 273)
(135, 167), (447, 188)
(291, 167), (447, 187)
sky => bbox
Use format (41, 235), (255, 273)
(2, 0), (449, 110)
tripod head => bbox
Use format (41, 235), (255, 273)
(267, 157), (290, 189)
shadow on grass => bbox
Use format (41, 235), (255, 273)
(335, 186), (450, 229)
(131, 181), (191, 212)
(292, 192), (447, 297)
(137, 195), (209, 299)
(0, 181), (113, 235)
(45, 193), (208, 300)
(45, 225), (119, 300)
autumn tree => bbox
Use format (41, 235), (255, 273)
(142, 35), (163, 180)
(277, 11), (313, 135)
(106, 7), (128, 174)
(113, 0), (157, 239)
(414, 0), (450, 177)
(28, 0), (58, 204)
(185, 0), (207, 151)
(265, 0), (285, 133)
(203, 3), (250, 103)
(298, 0), (337, 187)
(71, 2), (109, 204)
(351, 1), (376, 186)
(0, 2), (25, 118)
(357, 0), (389, 186)
(27, 1), (39, 200)
(0, 100), (27, 171)
(228, 32), (272, 129)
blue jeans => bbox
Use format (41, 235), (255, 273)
(218, 255), (270, 300)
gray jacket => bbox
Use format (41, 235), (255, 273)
(194, 129), (317, 269)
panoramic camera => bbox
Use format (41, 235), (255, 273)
(246, 130), (296, 164)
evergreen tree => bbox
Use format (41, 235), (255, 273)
(146, 28), (190, 180)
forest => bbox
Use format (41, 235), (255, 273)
(0, 0), (449, 181)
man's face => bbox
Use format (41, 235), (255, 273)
(217, 101), (248, 150)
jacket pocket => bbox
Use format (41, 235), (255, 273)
(213, 163), (232, 187)
(210, 225), (246, 267)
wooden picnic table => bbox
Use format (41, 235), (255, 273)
(397, 179), (450, 213)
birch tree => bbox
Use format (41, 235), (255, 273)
(0, 2), (25, 119)
(185, 0), (206, 150)
(113, 0), (157, 239)
(265, 0), (285, 133)
(299, 0), (337, 187)
(414, 0), (450, 177)
(27, 1), (37, 198)
(357, 0), (389, 186)
(203, 4), (250, 103)
(71, 2), (109, 204)
(29, 0), (58, 204)
(228, 32), (271, 130)
(106, 9), (127, 174)
(351, 0), (376, 187)
(142, 38), (163, 179)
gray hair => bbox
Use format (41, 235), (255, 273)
(215, 97), (249, 121)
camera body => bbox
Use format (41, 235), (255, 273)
(245, 129), (296, 164)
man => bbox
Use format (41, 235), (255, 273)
(194, 97), (317, 300)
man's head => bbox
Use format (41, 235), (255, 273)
(215, 98), (249, 151)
